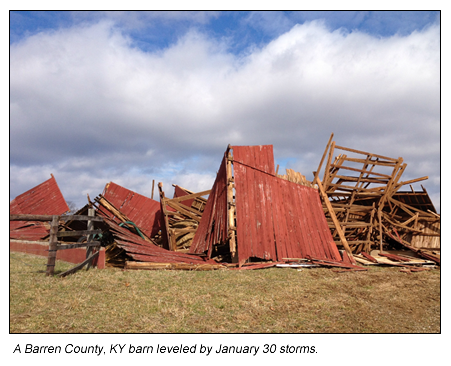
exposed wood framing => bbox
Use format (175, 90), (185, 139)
(315, 137), (440, 254)
(226, 148), (237, 259)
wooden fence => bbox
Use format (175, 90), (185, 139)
(10, 209), (104, 276)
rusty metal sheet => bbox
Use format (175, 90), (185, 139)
(190, 155), (228, 256)
(233, 145), (342, 264)
(102, 182), (162, 237)
(10, 175), (69, 240)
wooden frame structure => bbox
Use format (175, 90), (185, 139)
(315, 134), (440, 254)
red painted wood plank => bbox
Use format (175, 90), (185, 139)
(190, 156), (228, 256)
(234, 158), (249, 263)
(286, 183), (307, 259)
(261, 171), (277, 260)
(273, 178), (291, 261)
(233, 145), (281, 263)
(234, 147), (250, 262)
(300, 185), (325, 259)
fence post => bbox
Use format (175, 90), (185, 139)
(46, 215), (59, 276)
(86, 208), (95, 269)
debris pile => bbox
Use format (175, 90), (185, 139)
(10, 134), (440, 272)
(313, 134), (440, 264)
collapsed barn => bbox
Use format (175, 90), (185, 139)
(10, 134), (440, 274)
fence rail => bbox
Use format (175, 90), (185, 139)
(10, 214), (104, 222)
(10, 210), (104, 276)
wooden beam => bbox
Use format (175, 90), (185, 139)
(57, 229), (102, 237)
(58, 251), (100, 277)
(334, 145), (398, 161)
(56, 242), (102, 250)
(337, 157), (400, 167)
(168, 189), (211, 203)
(165, 200), (202, 222)
(125, 261), (225, 271)
(313, 132), (334, 185)
(329, 164), (392, 178)
(227, 151), (237, 259)
(10, 214), (104, 222)
(394, 176), (429, 191)
(315, 177), (355, 263)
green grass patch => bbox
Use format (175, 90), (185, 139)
(10, 251), (440, 333)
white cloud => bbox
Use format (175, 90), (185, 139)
(10, 20), (440, 210)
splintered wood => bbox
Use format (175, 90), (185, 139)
(158, 183), (211, 252)
(315, 133), (440, 262)
(277, 168), (315, 188)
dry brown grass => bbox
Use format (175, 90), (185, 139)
(10, 251), (440, 333)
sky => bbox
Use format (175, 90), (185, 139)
(9, 11), (441, 212)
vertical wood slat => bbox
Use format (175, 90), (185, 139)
(86, 208), (96, 270)
(378, 208), (383, 252)
(313, 132), (334, 185)
(158, 183), (173, 251)
(322, 140), (336, 186)
(46, 215), (59, 276)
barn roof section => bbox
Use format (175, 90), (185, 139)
(10, 174), (69, 241)
(190, 145), (343, 266)
(9, 221), (50, 241)
(100, 182), (162, 238)
(393, 190), (437, 214)
(10, 174), (69, 215)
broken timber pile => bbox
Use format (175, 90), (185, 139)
(99, 214), (221, 269)
(158, 183), (211, 252)
(90, 181), (215, 268)
(313, 134), (440, 264)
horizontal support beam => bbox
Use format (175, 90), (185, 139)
(56, 241), (102, 250)
(328, 164), (392, 178)
(168, 189), (211, 204)
(334, 145), (399, 161)
(10, 214), (103, 222)
(57, 229), (102, 237)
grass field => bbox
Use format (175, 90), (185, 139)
(9, 251), (440, 333)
